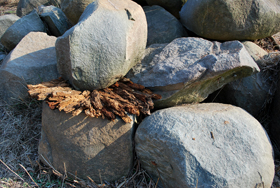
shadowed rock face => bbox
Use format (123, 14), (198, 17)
(127, 37), (259, 108)
(180, 0), (280, 41)
(56, 0), (147, 90)
(39, 103), (136, 182)
(0, 32), (59, 104)
(135, 103), (274, 188)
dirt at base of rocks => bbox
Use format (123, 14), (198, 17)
(0, 0), (18, 16)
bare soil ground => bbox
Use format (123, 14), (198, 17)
(0, 1), (280, 187)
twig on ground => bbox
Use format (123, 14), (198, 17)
(19, 163), (39, 187)
(0, 159), (24, 181)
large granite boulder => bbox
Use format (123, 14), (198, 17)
(211, 41), (273, 117)
(0, 10), (46, 51)
(38, 5), (71, 37)
(39, 102), (136, 182)
(56, 0), (147, 90)
(146, 0), (187, 18)
(180, 0), (280, 41)
(0, 14), (20, 38)
(135, 103), (274, 188)
(127, 37), (260, 108)
(60, 0), (95, 25)
(0, 32), (59, 104)
(144, 5), (187, 47)
(16, 0), (61, 17)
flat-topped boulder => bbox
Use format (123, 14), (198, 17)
(127, 37), (260, 108)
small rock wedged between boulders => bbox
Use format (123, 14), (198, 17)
(146, 0), (187, 18)
(135, 103), (274, 188)
(0, 32), (59, 104)
(38, 5), (71, 37)
(0, 10), (46, 51)
(16, 0), (61, 17)
(39, 102), (136, 182)
(144, 5), (187, 47)
(56, 0), (147, 90)
(180, 0), (280, 41)
(127, 37), (260, 108)
(60, 0), (95, 25)
(211, 41), (276, 117)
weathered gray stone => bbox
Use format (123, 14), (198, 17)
(211, 42), (272, 117)
(39, 102), (136, 182)
(127, 37), (260, 108)
(0, 32), (59, 104)
(16, 0), (61, 17)
(0, 10), (46, 51)
(60, 0), (95, 25)
(272, 32), (280, 49)
(38, 5), (71, 37)
(144, 5), (187, 47)
(0, 14), (20, 38)
(135, 103), (274, 188)
(180, 0), (280, 41)
(56, 0), (147, 90)
(146, 0), (187, 18)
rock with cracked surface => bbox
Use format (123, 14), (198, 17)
(39, 102), (136, 182)
(0, 10), (46, 51)
(135, 103), (274, 188)
(38, 5), (71, 37)
(56, 0), (147, 90)
(0, 32), (59, 104)
(180, 0), (280, 41)
(127, 37), (260, 108)
(144, 5), (187, 47)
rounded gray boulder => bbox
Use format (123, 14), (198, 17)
(135, 103), (274, 188)
(180, 0), (280, 41)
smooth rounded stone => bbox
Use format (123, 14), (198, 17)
(39, 102), (136, 182)
(56, 0), (147, 90)
(0, 32), (59, 104)
(0, 14), (20, 38)
(60, 0), (95, 25)
(135, 103), (274, 188)
(38, 5), (71, 37)
(127, 37), (260, 109)
(144, 5), (187, 47)
(211, 42), (271, 117)
(146, 0), (187, 18)
(16, 0), (61, 17)
(0, 10), (46, 51)
(180, 0), (280, 41)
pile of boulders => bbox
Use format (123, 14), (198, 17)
(1, 0), (280, 187)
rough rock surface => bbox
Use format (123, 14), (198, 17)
(60, 0), (95, 25)
(146, 0), (187, 18)
(0, 32), (59, 104)
(16, 0), (61, 17)
(0, 14), (20, 38)
(0, 10), (46, 51)
(39, 5), (71, 37)
(144, 5), (187, 47)
(56, 0), (147, 90)
(135, 103), (274, 188)
(211, 42), (272, 117)
(39, 102), (136, 182)
(180, 0), (280, 41)
(127, 37), (260, 108)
